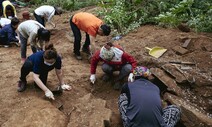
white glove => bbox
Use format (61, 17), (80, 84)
(45, 90), (55, 100)
(128, 73), (134, 82)
(61, 84), (72, 90)
(52, 23), (56, 28)
(90, 74), (96, 84)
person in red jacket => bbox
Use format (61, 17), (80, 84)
(90, 43), (137, 90)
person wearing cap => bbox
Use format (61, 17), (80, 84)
(70, 12), (111, 60)
(33, 5), (63, 28)
(90, 43), (137, 90)
(2, 0), (17, 19)
(22, 11), (31, 21)
(17, 20), (51, 62)
(0, 17), (19, 47)
(118, 66), (181, 127)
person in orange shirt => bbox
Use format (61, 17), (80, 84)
(70, 12), (111, 60)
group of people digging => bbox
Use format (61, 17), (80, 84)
(0, 2), (181, 127)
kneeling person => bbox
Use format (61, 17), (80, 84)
(17, 43), (71, 100)
(118, 66), (181, 127)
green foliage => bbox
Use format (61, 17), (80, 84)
(188, 8), (212, 32)
(155, 0), (212, 32)
(98, 0), (212, 34)
(99, 0), (128, 34)
(31, 0), (99, 11)
(98, 0), (145, 35)
(156, 0), (194, 27)
(31, 0), (212, 33)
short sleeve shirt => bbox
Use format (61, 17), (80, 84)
(72, 12), (103, 37)
(28, 51), (62, 74)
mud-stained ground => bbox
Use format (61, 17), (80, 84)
(0, 7), (211, 127)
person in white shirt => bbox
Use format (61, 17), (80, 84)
(0, 17), (11, 28)
(33, 5), (63, 28)
(17, 20), (51, 62)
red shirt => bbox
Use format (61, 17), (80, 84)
(90, 50), (137, 74)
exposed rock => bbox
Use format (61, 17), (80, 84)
(162, 64), (187, 84)
(182, 38), (192, 49)
(164, 93), (212, 127)
(68, 93), (112, 127)
(150, 68), (184, 96)
(172, 45), (189, 55)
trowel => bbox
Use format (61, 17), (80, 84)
(50, 99), (63, 110)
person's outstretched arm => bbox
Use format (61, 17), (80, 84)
(33, 73), (55, 100)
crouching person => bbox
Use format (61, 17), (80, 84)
(118, 66), (181, 127)
(0, 17), (19, 47)
(89, 43), (137, 90)
(17, 43), (71, 100)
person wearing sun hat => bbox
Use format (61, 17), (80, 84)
(89, 42), (137, 90)
(118, 66), (181, 127)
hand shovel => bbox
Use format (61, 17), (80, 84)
(50, 99), (63, 110)
(145, 46), (167, 58)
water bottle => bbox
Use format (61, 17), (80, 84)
(112, 35), (122, 41)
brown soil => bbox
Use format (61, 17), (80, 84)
(0, 7), (211, 127)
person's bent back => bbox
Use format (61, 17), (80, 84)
(118, 66), (181, 127)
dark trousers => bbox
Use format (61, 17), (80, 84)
(33, 12), (45, 27)
(102, 63), (132, 81)
(19, 33), (37, 59)
(0, 37), (9, 45)
(69, 17), (90, 56)
(20, 60), (48, 85)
